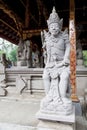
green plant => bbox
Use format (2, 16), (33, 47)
(83, 51), (87, 67)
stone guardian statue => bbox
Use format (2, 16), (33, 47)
(40, 7), (73, 115)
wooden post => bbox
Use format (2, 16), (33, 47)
(25, 0), (30, 28)
(69, 0), (79, 102)
(23, 0), (30, 40)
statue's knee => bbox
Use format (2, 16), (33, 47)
(61, 73), (69, 80)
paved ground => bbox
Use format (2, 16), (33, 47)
(0, 94), (42, 126)
(0, 94), (87, 130)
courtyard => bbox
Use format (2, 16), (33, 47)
(0, 94), (87, 130)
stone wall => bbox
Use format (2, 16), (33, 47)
(0, 66), (87, 97)
(6, 67), (44, 94)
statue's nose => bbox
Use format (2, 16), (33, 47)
(53, 28), (55, 30)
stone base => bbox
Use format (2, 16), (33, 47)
(36, 106), (75, 123)
(37, 120), (75, 130)
(0, 87), (6, 96)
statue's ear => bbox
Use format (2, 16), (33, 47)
(59, 18), (63, 30)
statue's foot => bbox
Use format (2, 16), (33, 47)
(62, 97), (72, 104)
(52, 97), (63, 105)
(40, 96), (73, 115)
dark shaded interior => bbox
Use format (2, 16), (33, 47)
(0, 0), (87, 49)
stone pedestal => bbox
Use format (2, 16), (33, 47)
(37, 120), (75, 130)
(36, 106), (75, 130)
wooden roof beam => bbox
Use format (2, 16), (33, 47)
(25, 0), (30, 28)
(0, 19), (18, 33)
(0, 1), (24, 26)
(36, 0), (48, 26)
(18, 0), (38, 26)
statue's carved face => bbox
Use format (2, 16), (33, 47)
(49, 23), (60, 36)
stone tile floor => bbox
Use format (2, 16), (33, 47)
(0, 94), (87, 130)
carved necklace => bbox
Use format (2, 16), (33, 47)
(50, 34), (62, 43)
(51, 37), (59, 43)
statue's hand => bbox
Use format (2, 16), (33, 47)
(63, 59), (70, 66)
(55, 62), (64, 68)
(46, 62), (54, 68)
(55, 60), (69, 68)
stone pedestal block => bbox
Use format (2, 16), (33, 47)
(37, 120), (75, 130)
(36, 107), (75, 122)
(36, 106), (75, 130)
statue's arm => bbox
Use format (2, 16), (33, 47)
(63, 34), (70, 65)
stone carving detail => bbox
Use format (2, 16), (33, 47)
(17, 39), (32, 67)
(40, 7), (73, 115)
(32, 44), (40, 68)
(24, 39), (32, 67)
(17, 39), (26, 66)
(0, 53), (11, 68)
(17, 39), (25, 60)
(0, 62), (6, 96)
(16, 75), (27, 94)
(17, 39), (41, 68)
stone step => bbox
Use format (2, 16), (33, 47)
(5, 86), (44, 96)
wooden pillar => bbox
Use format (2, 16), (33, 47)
(69, 0), (79, 102)
(25, 0), (30, 28)
(36, 0), (43, 27)
(22, 0), (30, 40)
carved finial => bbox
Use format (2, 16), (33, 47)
(52, 6), (56, 13)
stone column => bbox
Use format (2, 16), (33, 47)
(69, 0), (79, 102)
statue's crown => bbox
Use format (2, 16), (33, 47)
(47, 7), (60, 26)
